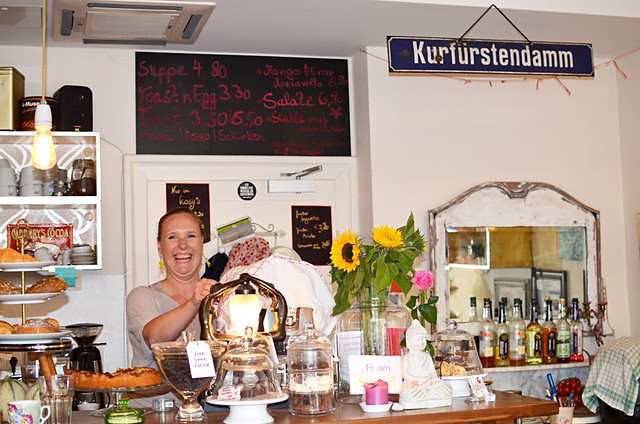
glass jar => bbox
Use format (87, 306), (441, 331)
(210, 327), (284, 401)
(432, 319), (485, 376)
(71, 159), (96, 196)
(334, 286), (410, 403)
(287, 322), (335, 416)
(104, 398), (144, 424)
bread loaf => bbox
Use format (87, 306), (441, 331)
(0, 321), (13, 335)
(25, 277), (67, 294)
(0, 279), (20, 295)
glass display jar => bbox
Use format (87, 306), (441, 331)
(71, 158), (96, 196)
(287, 322), (335, 416)
(210, 327), (284, 401)
(335, 287), (411, 403)
(432, 319), (485, 377)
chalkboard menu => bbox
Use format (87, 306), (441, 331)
(136, 52), (351, 156)
(291, 205), (332, 265)
(165, 183), (211, 243)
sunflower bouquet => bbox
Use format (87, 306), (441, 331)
(330, 212), (426, 317)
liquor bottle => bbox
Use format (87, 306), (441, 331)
(508, 298), (526, 366)
(495, 301), (510, 367)
(479, 298), (496, 368)
(570, 298), (585, 362)
(469, 296), (480, 355)
(541, 299), (557, 364)
(525, 299), (542, 365)
(468, 297), (479, 321)
(501, 296), (512, 320)
(556, 298), (571, 363)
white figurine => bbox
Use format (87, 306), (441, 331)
(399, 320), (453, 409)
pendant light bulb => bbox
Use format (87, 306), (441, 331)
(32, 103), (57, 170)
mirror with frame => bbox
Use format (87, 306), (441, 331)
(429, 182), (602, 332)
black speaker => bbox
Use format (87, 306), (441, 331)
(53, 85), (93, 131)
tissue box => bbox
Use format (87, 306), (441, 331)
(0, 67), (25, 130)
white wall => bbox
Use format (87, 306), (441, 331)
(0, 43), (636, 370)
(364, 45), (632, 337)
(616, 54), (640, 337)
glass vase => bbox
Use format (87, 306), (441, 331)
(334, 283), (410, 403)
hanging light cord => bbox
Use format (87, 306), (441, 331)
(41, 0), (46, 102)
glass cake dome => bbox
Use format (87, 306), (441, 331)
(206, 327), (287, 424)
(432, 319), (485, 377)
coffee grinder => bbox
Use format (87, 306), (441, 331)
(67, 323), (104, 409)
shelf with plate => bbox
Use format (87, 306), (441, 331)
(0, 131), (102, 271)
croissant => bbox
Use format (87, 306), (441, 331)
(0, 248), (39, 263)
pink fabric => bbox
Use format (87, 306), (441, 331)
(223, 237), (272, 273)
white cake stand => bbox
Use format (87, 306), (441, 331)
(206, 395), (288, 424)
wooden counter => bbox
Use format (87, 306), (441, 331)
(71, 391), (559, 424)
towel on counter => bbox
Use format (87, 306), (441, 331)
(217, 254), (336, 335)
(583, 337), (640, 416)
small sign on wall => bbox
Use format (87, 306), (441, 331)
(165, 183), (211, 242)
(291, 205), (332, 265)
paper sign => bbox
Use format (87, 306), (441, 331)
(347, 355), (402, 394)
(186, 341), (216, 379)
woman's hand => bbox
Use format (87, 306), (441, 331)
(191, 278), (217, 307)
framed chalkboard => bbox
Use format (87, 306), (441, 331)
(291, 205), (332, 265)
(136, 52), (351, 156)
(165, 183), (211, 243)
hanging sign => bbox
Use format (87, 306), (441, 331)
(165, 183), (211, 243)
(387, 36), (594, 77)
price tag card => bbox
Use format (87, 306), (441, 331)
(347, 355), (402, 394)
(186, 341), (216, 379)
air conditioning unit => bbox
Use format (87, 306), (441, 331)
(52, 0), (215, 45)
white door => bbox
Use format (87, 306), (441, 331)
(124, 155), (358, 292)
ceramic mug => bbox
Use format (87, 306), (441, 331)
(19, 166), (42, 185)
(0, 158), (11, 168)
(0, 185), (17, 196)
(19, 183), (43, 196)
(0, 167), (16, 185)
(8, 400), (51, 424)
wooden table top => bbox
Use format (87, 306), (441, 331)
(71, 391), (559, 424)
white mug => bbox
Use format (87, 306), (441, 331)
(0, 158), (11, 168)
(19, 183), (43, 196)
(19, 166), (42, 185)
(8, 400), (51, 424)
(0, 185), (17, 196)
(0, 167), (16, 185)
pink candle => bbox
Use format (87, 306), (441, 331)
(363, 379), (389, 405)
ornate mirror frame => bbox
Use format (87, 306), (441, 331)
(428, 181), (602, 332)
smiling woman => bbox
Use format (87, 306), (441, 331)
(126, 207), (218, 370)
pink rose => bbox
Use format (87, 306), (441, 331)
(411, 270), (434, 291)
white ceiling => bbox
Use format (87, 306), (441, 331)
(1, 0), (640, 60)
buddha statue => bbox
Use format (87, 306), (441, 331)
(399, 320), (453, 409)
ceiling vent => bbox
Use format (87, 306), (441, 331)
(52, 0), (215, 45)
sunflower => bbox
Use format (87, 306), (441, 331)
(330, 230), (361, 272)
(372, 225), (403, 248)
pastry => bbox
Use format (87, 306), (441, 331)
(0, 279), (20, 295)
(71, 367), (163, 389)
(25, 277), (67, 294)
(0, 320), (14, 335)
(14, 318), (59, 334)
(0, 248), (39, 263)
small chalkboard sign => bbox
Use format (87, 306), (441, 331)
(165, 183), (211, 243)
(291, 205), (332, 265)
(136, 52), (350, 156)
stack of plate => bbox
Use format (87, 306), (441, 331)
(70, 244), (96, 265)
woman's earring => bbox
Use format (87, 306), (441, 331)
(159, 258), (165, 272)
